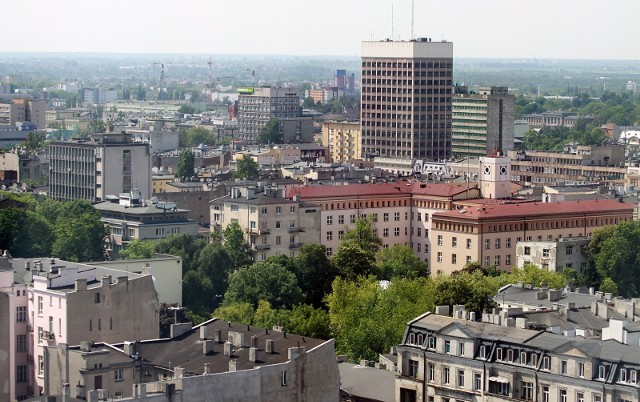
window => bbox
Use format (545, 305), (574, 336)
(474, 372), (482, 390)
(437, 252), (443, 263)
(114, 368), (123, 381)
(16, 306), (26, 322)
(452, 254), (457, 264)
(350, 214), (356, 223)
(524, 246), (531, 255)
(326, 248), (332, 256)
(598, 365), (606, 379)
(417, 213), (422, 221)
(437, 235), (443, 246)
(479, 345), (486, 359)
(230, 204), (239, 212)
(466, 239), (472, 249)
(542, 385), (550, 402)
(520, 351), (527, 365)
(444, 340), (451, 353)
(275, 206), (282, 214)
(531, 353), (537, 367)
(458, 370), (465, 387)
(578, 362), (585, 377)
(543, 249), (550, 258)
(428, 336), (436, 349)
(394, 212), (400, 221)
(261, 207), (268, 214)
(394, 227), (400, 236)
(458, 342), (465, 356)
(408, 360), (419, 378)
(338, 230), (344, 240)
(522, 382), (534, 401)
(17, 365), (28, 382)
(593, 395), (602, 402)
(484, 239), (490, 250)
(417, 228), (422, 237)
(327, 215), (333, 225)
(326, 231), (333, 241)
(384, 213), (389, 222)
(289, 206), (296, 213)
(566, 246), (573, 255)
(38, 355), (44, 377)
(338, 215), (344, 224)
(506, 255), (512, 266)
(383, 228), (389, 237)
(38, 296), (43, 315)
(496, 348), (504, 361)
(577, 392), (584, 402)
(559, 389), (567, 402)
(483, 256), (491, 266)
(495, 255), (501, 266)
(417, 243), (421, 252)
(281, 370), (288, 386)
(452, 237), (457, 247)
(428, 363), (435, 381)
(506, 238), (511, 248)
(543, 356), (550, 370)
(561, 360), (568, 374)
(17, 334), (27, 352)
(443, 366), (450, 384)
(620, 368), (627, 382)
(276, 221), (281, 229)
(631, 370), (637, 384)
(507, 349), (514, 362)
(95, 293), (101, 303)
(495, 238), (501, 249)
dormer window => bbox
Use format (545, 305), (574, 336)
(428, 336), (436, 349)
(631, 370), (637, 384)
(542, 356), (550, 370)
(520, 351), (528, 365)
(417, 334), (424, 346)
(598, 365), (606, 380)
(531, 354), (538, 367)
(496, 348), (504, 361)
(408, 333), (416, 345)
(445, 340), (451, 354)
(620, 368), (628, 383)
(479, 345), (486, 359)
(507, 349), (514, 362)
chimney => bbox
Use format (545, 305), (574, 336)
(266, 339), (275, 354)
(117, 276), (128, 284)
(75, 278), (87, 292)
(170, 323), (192, 338)
(516, 317), (529, 329)
(101, 275), (111, 287)
(203, 340), (214, 355)
(200, 326), (208, 340)
(142, 262), (150, 275)
(223, 341), (233, 356)
(174, 367), (185, 379)
(80, 341), (92, 352)
(250, 335), (258, 348)
(435, 305), (450, 316)
(123, 341), (136, 356)
(249, 347), (259, 363)
(469, 312), (477, 321)
(204, 363), (211, 375)
(505, 317), (516, 327)
(229, 359), (237, 372)
(288, 346), (306, 360)
(213, 329), (223, 343)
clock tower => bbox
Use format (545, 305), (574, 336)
(479, 155), (511, 199)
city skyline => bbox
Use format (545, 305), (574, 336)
(4, 0), (639, 60)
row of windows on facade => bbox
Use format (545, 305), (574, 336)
(229, 205), (297, 214)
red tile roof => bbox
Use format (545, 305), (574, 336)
(286, 181), (477, 200)
(434, 199), (634, 221)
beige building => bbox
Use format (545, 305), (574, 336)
(49, 132), (152, 202)
(515, 237), (590, 273)
(397, 310), (640, 402)
(211, 186), (321, 260)
(322, 121), (361, 163)
(0, 99), (46, 129)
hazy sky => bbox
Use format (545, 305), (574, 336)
(4, 0), (639, 59)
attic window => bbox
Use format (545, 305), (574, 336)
(598, 365), (606, 380)
(281, 370), (288, 386)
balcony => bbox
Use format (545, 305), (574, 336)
(259, 228), (270, 235)
(288, 226), (304, 233)
(289, 242), (302, 249)
(251, 244), (271, 251)
(41, 331), (55, 341)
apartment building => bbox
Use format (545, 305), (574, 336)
(452, 86), (515, 159)
(0, 256), (159, 400)
(361, 38), (453, 163)
(397, 311), (640, 402)
(522, 111), (578, 129)
(44, 319), (339, 401)
(508, 148), (627, 187)
(0, 98), (46, 130)
(237, 87), (313, 144)
(210, 186), (321, 260)
(322, 121), (361, 163)
(94, 190), (199, 258)
(49, 132), (151, 203)
(515, 237), (590, 273)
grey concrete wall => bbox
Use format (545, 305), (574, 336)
(0, 292), (10, 402)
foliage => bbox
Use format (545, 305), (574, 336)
(599, 277), (619, 296)
(376, 244), (428, 280)
(302, 97), (316, 109)
(213, 302), (255, 324)
(119, 239), (155, 260)
(433, 271), (498, 314)
(233, 155), (260, 180)
(176, 150), (195, 180)
(341, 217), (383, 254)
(508, 263), (567, 290)
(22, 131), (47, 150)
(224, 257), (303, 309)
(586, 220), (640, 297)
(180, 126), (215, 147)
(178, 105), (196, 115)
(51, 200), (108, 262)
(293, 243), (338, 308)
(256, 119), (281, 144)
(332, 217), (382, 279)
(154, 233), (207, 273)
(523, 126), (609, 151)
(159, 303), (190, 338)
(223, 221), (252, 270)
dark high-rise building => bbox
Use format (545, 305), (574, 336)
(360, 39), (453, 165)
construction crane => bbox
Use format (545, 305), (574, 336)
(205, 57), (234, 103)
(153, 62), (171, 101)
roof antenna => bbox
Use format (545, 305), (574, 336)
(410, 0), (415, 40)
(391, 2), (394, 40)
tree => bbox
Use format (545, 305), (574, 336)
(256, 119), (281, 144)
(178, 105), (196, 115)
(599, 277), (619, 296)
(376, 244), (428, 280)
(302, 97), (316, 109)
(224, 258), (303, 309)
(332, 241), (378, 280)
(293, 243), (338, 308)
(119, 239), (155, 260)
(184, 126), (215, 146)
(213, 302), (255, 325)
(186, 243), (233, 313)
(22, 131), (47, 151)
(341, 217), (382, 255)
(51, 200), (108, 262)
(223, 221), (252, 270)
(433, 271), (497, 314)
(154, 233), (208, 275)
(176, 150), (195, 180)
(233, 155), (260, 180)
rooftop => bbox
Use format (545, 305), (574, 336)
(338, 362), (395, 402)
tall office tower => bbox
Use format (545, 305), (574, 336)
(452, 86), (515, 158)
(360, 38), (454, 164)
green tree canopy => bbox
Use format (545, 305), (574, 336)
(293, 243), (338, 308)
(176, 150), (195, 180)
(223, 221), (252, 270)
(375, 244), (428, 280)
(233, 155), (260, 180)
(119, 239), (155, 260)
(51, 200), (108, 262)
(224, 257), (303, 309)
(332, 217), (382, 279)
(256, 119), (282, 144)
(22, 131), (47, 150)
